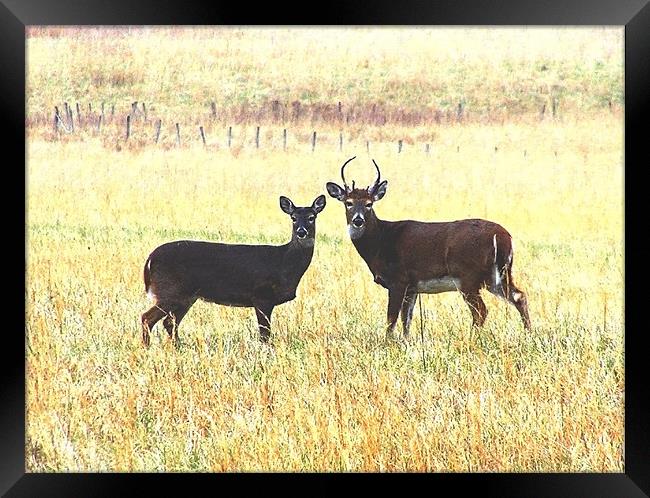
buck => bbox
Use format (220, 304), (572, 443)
(141, 194), (326, 345)
(326, 157), (530, 340)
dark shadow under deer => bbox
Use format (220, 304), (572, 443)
(141, 195), (326, 346)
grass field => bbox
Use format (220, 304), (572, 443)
(26, 27), (624, 472)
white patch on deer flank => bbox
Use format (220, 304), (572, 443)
(512, 291), (522, 302)
(416, 277), (460, 294)
(146, 258), (152, 272)
(147, 289), (156, 301)
(493, 234), (498, 263)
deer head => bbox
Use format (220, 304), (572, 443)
(279, 194), (327, 245)
(326, 157), (388, 239)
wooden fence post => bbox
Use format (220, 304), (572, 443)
(53, 106), (60, 134)
(200, 126), (206, 146)
(154, 119), (162, 144)
(175, 123), (181, 146)
(255, 126), (260, 149)
(64, 102), (74, 132)
(339, 132), (343, 152)
(283, 128), (287, 150)
(311, 131), (316, 152)
(228, 126), (232, 148)
(398, 140), (403, 153)
(125, 114), (131, 140)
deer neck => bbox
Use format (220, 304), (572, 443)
(351, 213), (383, 264)
(283, 236), (315, 271)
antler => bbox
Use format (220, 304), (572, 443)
(340, 156), (356, 190)
(370, 159), (381, 193)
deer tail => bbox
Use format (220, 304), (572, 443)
(143, 256), (152, 295)
(491, 233), (514, 297)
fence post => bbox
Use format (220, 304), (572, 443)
(76, 102), (81, 126)
(53, 106), (60, 134)
(339, 132), (343, 152)
(425, 143), (430, 155)
(142, 102), (147, 122)
(228, 126), (232, 148)
(154, 119), (162, 144)
(125, 114), (131, 140)
(175, 123), (181, 146)
(311, 131), (316, 152)
(211, 102), (217, 119)
(200, 126), (206, 146)
(97, 113), (103, 133)
(255, 126), (260, 149)
(398, 140), (403, 153)
(283, 128), (287, 150)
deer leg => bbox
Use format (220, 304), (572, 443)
(254, 304), (274, 342)
(162, 301), (194, 345)
(508, 285), (531, 330)
(462, 291), (488, 328)
(386, 286), (407, 341)
(141, 304), (168, 347)
(400, 291), (418, 340)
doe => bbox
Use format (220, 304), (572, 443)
(141, 195), (326, 345)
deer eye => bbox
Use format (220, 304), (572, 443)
(291, 215), (297, 222)
(308, 215), (315, 223)
(345, 201), (353, 208)
(365, 202), (373, 209)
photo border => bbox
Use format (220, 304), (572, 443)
(8, 0), (648, 495)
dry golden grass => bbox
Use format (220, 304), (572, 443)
(25, 27), (623, 472)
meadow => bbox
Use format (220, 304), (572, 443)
(26, 27), (624, 472)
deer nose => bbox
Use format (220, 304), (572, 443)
(296, 227), (308, 239)
(352, 216), (364, 228)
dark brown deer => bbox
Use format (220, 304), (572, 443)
(141, 195), (326, 346)
(326, 157), (530, 340)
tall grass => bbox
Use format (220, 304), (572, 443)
(25, 27), (623, 472)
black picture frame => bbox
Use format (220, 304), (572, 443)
(8, 0), (648, 496)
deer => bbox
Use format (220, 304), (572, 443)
(326, 157), (530, 340)
(140, 194), (326, 346)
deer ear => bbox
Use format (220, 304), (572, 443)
(326, 182), (346, 201)
(372, 180), (388, 201)
(312, 194), (326, 214)
(279, 196), (295, 215)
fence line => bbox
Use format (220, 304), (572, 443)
(42, 100), (570, 158)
